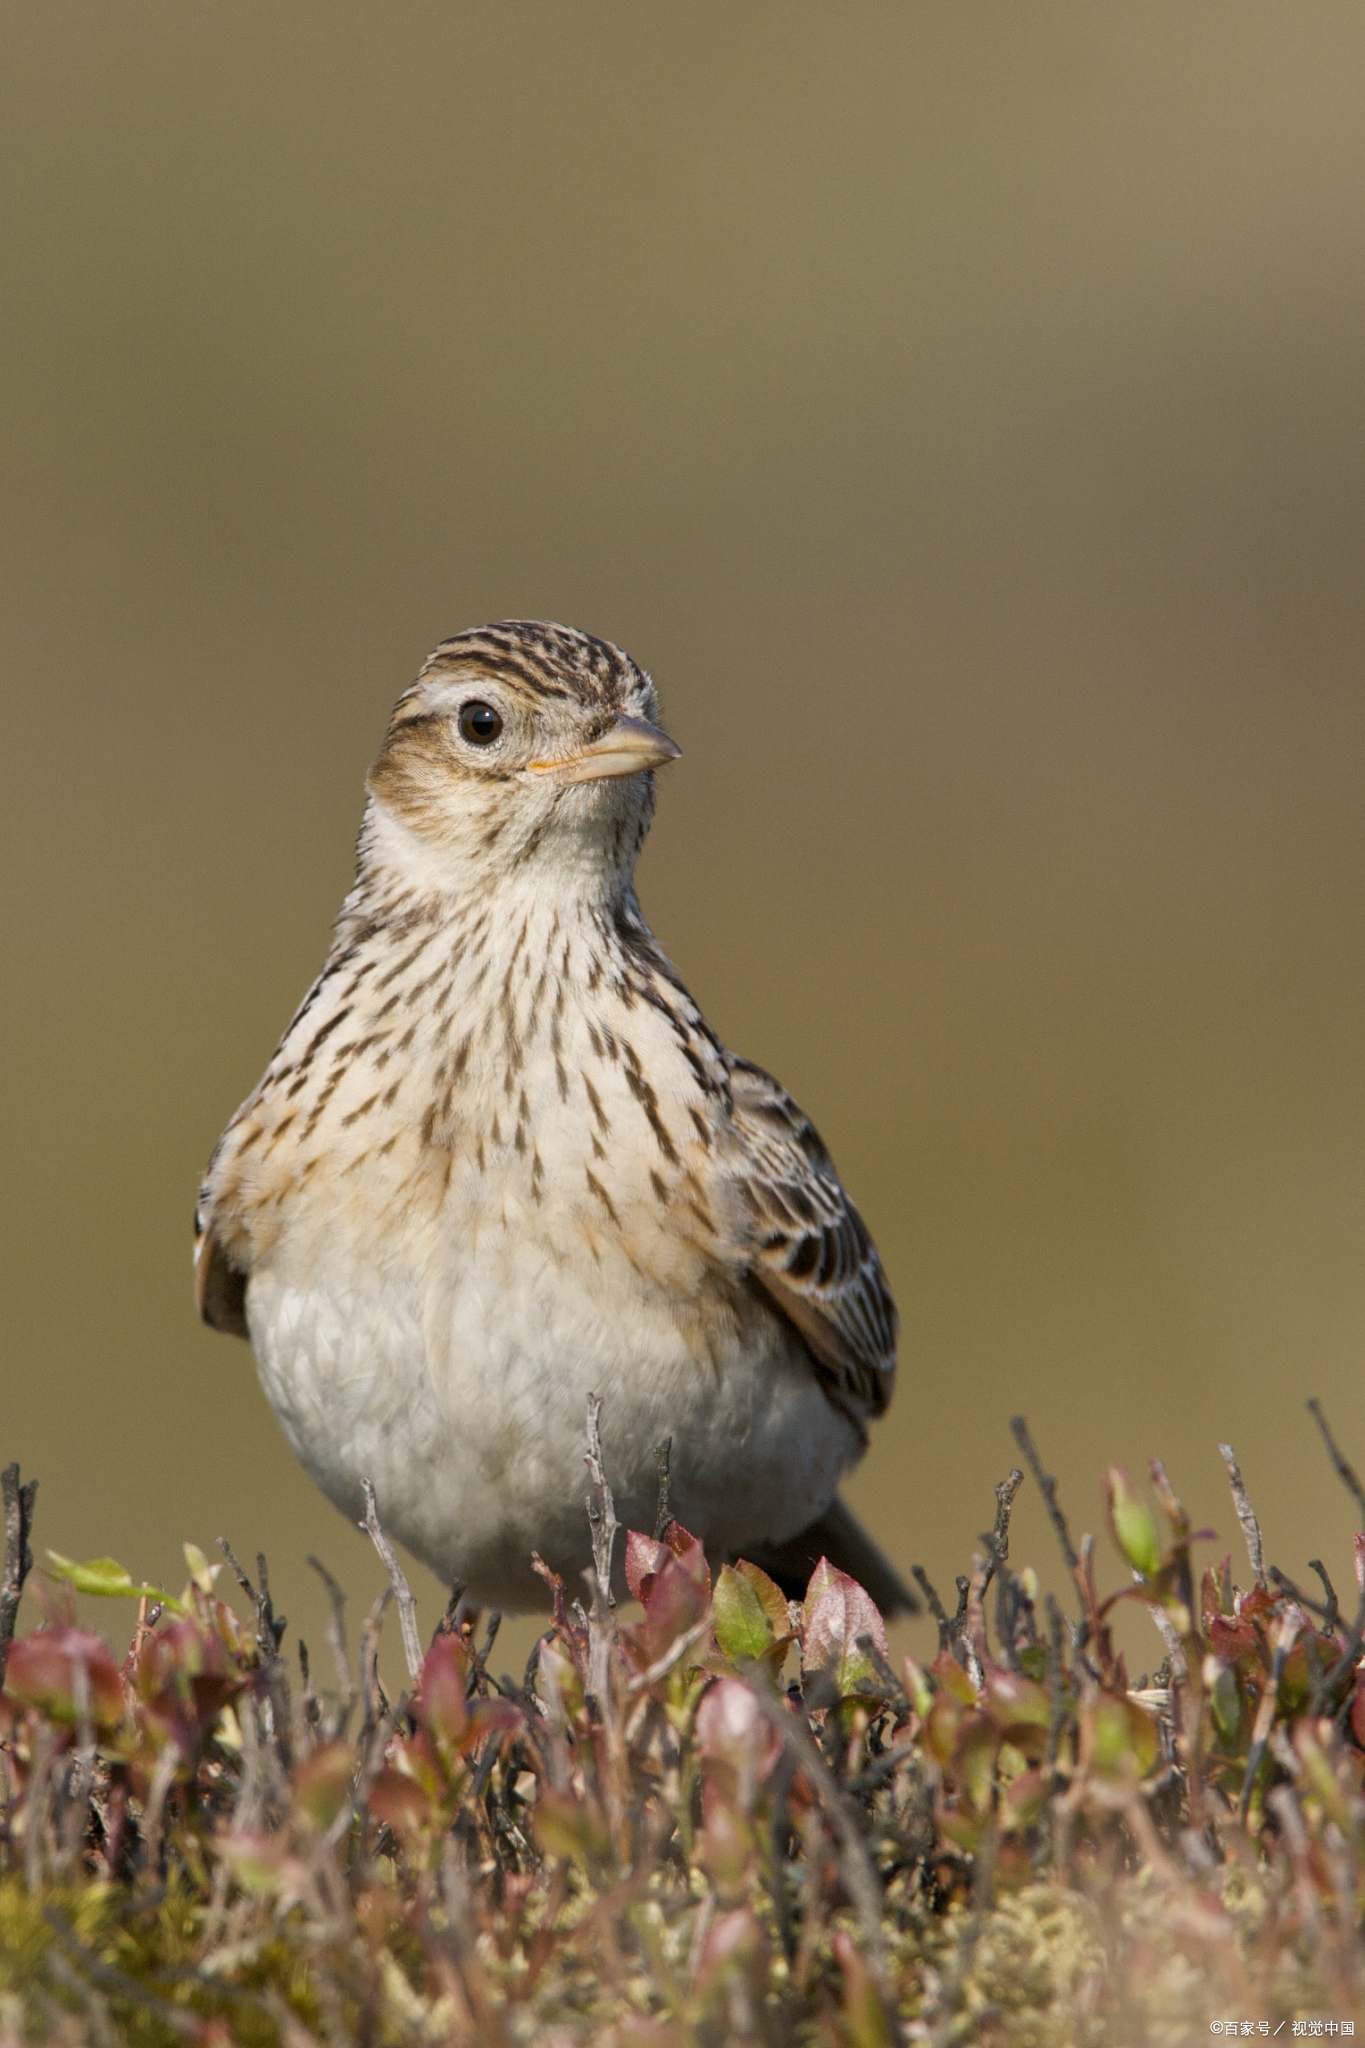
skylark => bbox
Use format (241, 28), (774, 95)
(196, 624), (911, 1615)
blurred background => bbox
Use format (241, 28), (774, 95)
(3, 3), (1364, 1680)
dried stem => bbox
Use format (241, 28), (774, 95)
(1011, 1416), (1088, 1648)
(912, 1565), (953, 1655)
(1218, 1442), (1266, 1588)
(1240, 1610), (1301, 1825)
(359, 1478), (423, 1685)
(1308, 1558), (1341, 1634)
(972, 1467), (1024, 1664)
(307, 1554), (356, 1732)
(582, 1394), (620, 1717)
(1307, 1398), (1365, 1530)
(1010, 1416), (1079, 1574)
(1044, 1594), (1068, 1791)
(0, 1460), (37, 1687)
(216, 1538), (286, 1660)
(745, 1671), (898, 2042)
(652, 1435), (673, 1540)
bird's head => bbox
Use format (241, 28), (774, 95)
(363, 622), (680, 894)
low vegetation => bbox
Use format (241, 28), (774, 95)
(2, 1400), (1365, 2044)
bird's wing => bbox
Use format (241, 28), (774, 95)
(726, 1056), (897, 1432)
(194, 1185), (250, 1340)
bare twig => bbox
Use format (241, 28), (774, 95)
(1011, 1416), (1087, 1644)
(1313, 1586), (1365, 1719)
(652, 1435), (673, 1540)
(359, 1587), (393, 1742)
(583, 1395), (620, 1716)
(1218, 1443), (1266, 1588)
(465, 1612), (503, 1699)
(912, 1565), (953, 1655)
(1308, 1558), (1341, 1635)
(1010, 1416), (1079, 1572)
(1045, 1594), (1069, 1792)
(141, 1741), (182, 1876)
(1268, 1565), (1331, 1621)
(359, 1479), (423, 1685)
(0, 1460), (37, 1687)
(744, 1672), (898, 2042)
(966, 1468), (1025, 1669)
(981, 1469), (1024, 1595)
(307, 1554), (356, 1731)
(1307, 1398), (1365, 1530)
(216, 1539), (286, 1660)
(1239, 1610), (1301, 1825)
(58, 1646), (97, 1871)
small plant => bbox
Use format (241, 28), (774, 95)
(2, 1397), (1365, 2043)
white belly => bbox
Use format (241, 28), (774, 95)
(245, 1219), (857, 1611)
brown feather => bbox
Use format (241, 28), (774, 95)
(195, 1225), (250, 1339)
(727, 1057), (897, 1426)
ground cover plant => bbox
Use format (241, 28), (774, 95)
(3, 1399), (1365, 2044)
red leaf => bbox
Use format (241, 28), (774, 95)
(5, 1628), (123, 1728)
(368, 1766), (434, 1834)
(695, 1676), (781, 1799)
(802, 1559), (888, 1693)
(625, 1530), (670, 1604)
(416, 1634), (469, 1745)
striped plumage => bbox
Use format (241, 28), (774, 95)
(196, 623), (908, 1614)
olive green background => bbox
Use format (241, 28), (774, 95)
(3, 5), (1365, 1678)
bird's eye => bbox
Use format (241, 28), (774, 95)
(458, 700), (503, 745)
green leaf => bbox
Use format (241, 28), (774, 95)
(733, 1559), (790, 1637)
(46, 1551), (186, 1613)
(1090, 1694), (1161, 1780)
(1105, 1467), (1162, 1579)
(182, 1542), (221, 1594)
(713, 1564), (776, 1662)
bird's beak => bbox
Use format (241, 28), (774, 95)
(528, 713), (682, 784)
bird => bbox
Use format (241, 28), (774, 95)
(195, 622), (913, 1618)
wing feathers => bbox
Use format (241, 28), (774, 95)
(194, 1211), (250, 1340)
(727, 1056), (897, 1427)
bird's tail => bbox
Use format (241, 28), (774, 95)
(738, 1495), (918, 1619)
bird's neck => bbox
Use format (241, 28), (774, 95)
(352, 794), (640, 929)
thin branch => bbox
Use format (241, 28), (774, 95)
(1240, 1610), (1301, 1825)
(0, 1460), (37, 1687)
(912, 1565), (953, 1653)
(216, 1538), (286, 1660)
(652, 1435), (673, 1540)
(1010, 1416), (1080, 1573)
(359, 1587), (393, 1742)
(973, 1468), (1024, 1664)
(1045, 1595), (1068, 1790)
(1312, 1584), (1365, 1720)
(1267, 1566), (1330, 1621)
(465, 1612), (503, 1699)
(582, 1394), (620, 1717)
(744, 1671), (898, 2043)
(1307, 1558), (1341, 1635)
(1218, 1443), (1266, 1588)
(1306, 1398), (1365, 1530)
(307, 1554), (356, 1727)
(359, 1479), (423, 1684)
